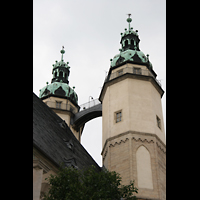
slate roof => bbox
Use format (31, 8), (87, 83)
(33, 92), (100, 171)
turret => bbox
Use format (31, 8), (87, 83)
(51, 47), (70, 84)
(99, 15), (166, 200)
(39, 47), (82, 141)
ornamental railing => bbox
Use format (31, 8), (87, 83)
(105, 67), (162, 87)
(79, 98), (101, 111)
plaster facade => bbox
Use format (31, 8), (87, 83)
(101, 63), (165, 146)
(101, 63), (166, 200)
(33, 147), (59, 200)
(43, 96), (82, 141)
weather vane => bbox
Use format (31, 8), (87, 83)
(127, 13), (131, 18)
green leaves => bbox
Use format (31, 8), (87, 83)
(43, 165), (138, 200)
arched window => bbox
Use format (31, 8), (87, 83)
(59, 71), (63, 77)
(125, 40), (128, 46)
(55, 72), (57, 77)
(136, 145), (153, 189)
(131, 40), (134, 45)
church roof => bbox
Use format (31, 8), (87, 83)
(33, 92), (100, 171)
(39, 82), (78, 106)
(111, 49), (151, 67)
(39, 47), (78, 105)
(110, 15), (155, 75)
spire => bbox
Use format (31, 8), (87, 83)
(109, 16), (155, 77)
(39, 47), (78, 105)
(120, 14), (140, 52)
(127, 14), (132, 31)
(60, 46), (65, 61)
(51, 46), (70, 84)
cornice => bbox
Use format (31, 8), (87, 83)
(132, 137), (154, 143)
(109, 61), (157, 78)
(41, 94), (80, 109)
(101, 131), (166, 156)
(33, 145), (59, 173)
(33, 159), (51, 174)
(156, 141), (166, 154)
(109, 138), (129, 147)
(99, 72), (164, 102)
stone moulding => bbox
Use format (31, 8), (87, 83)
(33, 159), (51, 174)
(156, 142), (166, 154)
(101, 130), (166, 159)
(102, 147), (108, 161)
(132, 137), (154, 143)
(33, 146), (59, 173)
(109, 138), (129, 147)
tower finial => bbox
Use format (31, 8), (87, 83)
(127, 14), (132, 31)
(60, 46), (65, 61)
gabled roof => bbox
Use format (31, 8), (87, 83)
(33, 92), (100, 171)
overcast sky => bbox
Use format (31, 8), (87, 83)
(33, 0), (166, 167)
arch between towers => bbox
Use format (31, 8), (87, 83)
(72, 104), (102, 131)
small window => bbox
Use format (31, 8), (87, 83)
(118, 69), (123, 76)
(133, 67), (141, 75)
(131, 40), (134, 45)
(116, 111), (122, 123)
(56, 101), (62, 109)
(59, 71), (63, 77)
(156, 115), (161, 130)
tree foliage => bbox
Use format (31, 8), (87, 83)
(44, 165), (138, 200)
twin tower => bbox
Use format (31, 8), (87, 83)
(39, 16), (166, 200)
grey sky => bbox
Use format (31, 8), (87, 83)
(33, 0), (166, 166)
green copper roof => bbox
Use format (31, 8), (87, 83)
(52, 46), (70, 70)
(39, 46), (78, 105)
(120, 14), (138, 38)
(110, 14), (153, 70)
(53, 60), (70, 69)
(110, 49), (153, 68)
(39, 82), (78, 104)
(120, 27), (139, 38)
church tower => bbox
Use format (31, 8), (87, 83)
(39, 47), (83, 141)
(99, 15), (166, 200)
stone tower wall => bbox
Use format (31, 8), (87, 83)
(102, 131), (166, 200)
